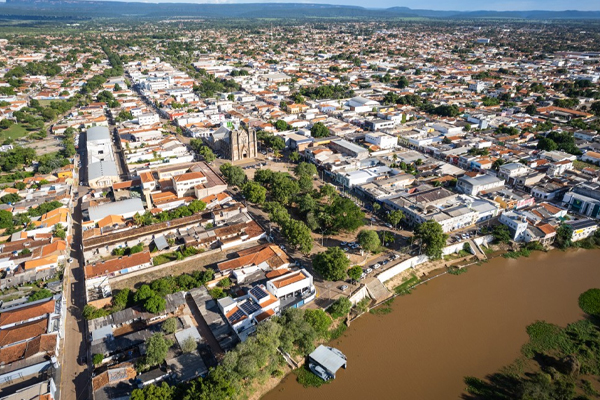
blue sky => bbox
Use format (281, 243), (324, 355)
(124, 0), (598, 11)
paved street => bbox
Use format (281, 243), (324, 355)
(59, 188), (91, 400)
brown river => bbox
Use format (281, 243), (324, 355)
(263, 248), (600, 400)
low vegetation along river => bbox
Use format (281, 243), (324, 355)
(263, 248), (600, 400)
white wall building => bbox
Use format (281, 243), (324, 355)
(365, 132), (397, 149)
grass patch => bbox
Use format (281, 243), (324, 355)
(394, 274), (420, 295)
(328, 323), (347, 340)
(295, 365), (330, 388)
(503, 248), (531, 259)
(369, 298), (394, 315)
(448, 266), (468, 275)
(0, 124), (28, 141)
(152, 253), (179, 266)
(574, 160), (599, 171)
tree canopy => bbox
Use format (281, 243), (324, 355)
(313, 246), (350, 281)
(414, 220), (448, 260)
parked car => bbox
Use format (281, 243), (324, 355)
(339, 285), (349, 291)
(373, 263), (381, 269)
(365, 267), (373, 273)
(340, 242), (347, 246)
(68, 258), (73, 263)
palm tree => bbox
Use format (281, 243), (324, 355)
(372, 203), (381, 215)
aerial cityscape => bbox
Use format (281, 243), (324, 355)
(0, 2), (599, 400)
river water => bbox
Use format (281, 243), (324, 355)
(263, 249), (600, 400)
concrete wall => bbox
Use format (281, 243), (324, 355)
(376, 235), (494, 284)
(348, 284), (369, 305)
(376, 254), (429, 283)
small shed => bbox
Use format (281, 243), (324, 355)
(308, 345), (347, 378)
(153, 235), (169, 251)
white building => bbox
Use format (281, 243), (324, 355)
(456, 174), (504, 195)
(497, 162), (531, 181)
(266, 269), (315, 300)
(138, 113), (160, 126)
(172, 171), (208, 198)
(499, 211), (529, 242)
(365, 132), (397, 149)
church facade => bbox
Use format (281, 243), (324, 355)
(207, 126), (257, 162)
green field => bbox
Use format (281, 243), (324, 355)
(0, 124), (28, 141)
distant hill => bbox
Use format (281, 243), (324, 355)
(1, 0), (600, 20)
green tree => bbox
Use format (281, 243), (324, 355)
(324, 196), (365, 233)
(145, 333), (170, 366)
(387, 210), (404, 229)
(0, 119), (14, 129)
(243, 181), (267, 204)
(578, 289), (600, 317)
(492, 224), (512, 244)
(328, 296), (352, 318)
(144, 295), (166, 314)
(131, 382), (175, 400)
(289, 151), (301, 163)
(357, 229), (380, 253)
(298, 193), (318, 215)
(348, 265), (363, 282)
(162, 318), (178, 334)
(537, 137), (558, 152)
(310, 122), (330, 138)
(112, 289), (130, 311)
(282, 219), (313, 254)
(555, 224), (573, 249)
(198, 145), (216, 163)
(134, 284), (155, 303)
(294, 162), (317, 177)
(220, 163), (246, 187)
(274, 120), (290, 131)
(0, 209), (13, 229)
(525, 104), (537, 115)
(313, 246), (350, 281)
(320, 183), (337, 200)
(304, 309), (332, 338)
(414, 220), (448, 260)
(298, 174), (313, 192)
(181, 336), (197, 353)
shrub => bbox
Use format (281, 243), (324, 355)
(162, 318), (178, 334)
(579, 289), (600, 317)
(328, 297), (352, 319)
(92, 353), (104, 366)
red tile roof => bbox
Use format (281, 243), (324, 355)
(0, 299), (55, 327)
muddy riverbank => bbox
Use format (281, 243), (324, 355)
(263, 248), (600, 400)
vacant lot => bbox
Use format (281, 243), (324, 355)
(0, 124), (28, 141)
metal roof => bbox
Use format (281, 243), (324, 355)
(309, 345), (346, 375)
(87, 126), (111, 143)
(88, 160), (119, 180)
(88, 198), (144, 222)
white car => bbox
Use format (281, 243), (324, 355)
(360, 273), (366, 280)
(373, 263), (381, 269)
(365, 268), (373, 274)
(339, 285), (349, 291)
